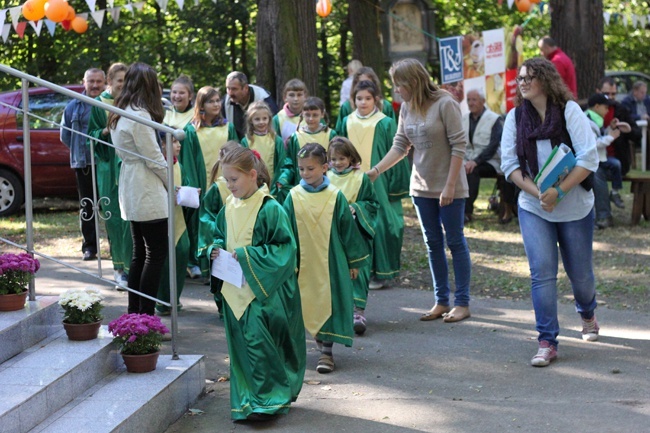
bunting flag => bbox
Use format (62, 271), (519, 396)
(2, 23), (10, 42)
(155, 0), (168, 11)
(9, 6), (22, 31)
(45, 19), (56, 36)
(507, 0), (514, 8)
(134, 2), (145, 11)
(622, 15), (628, 26)
(175, 0), (184, 10)
(109, 7), (120, 24)
(107, 0), (115, 8)
(124, 3), (134, 14)
(640, 15), (647, 28)
(77, 12), (89, 20)
(91, 10), (105, 28)
(632, 14), (638, 28)
(0, 9), (6, 31)
(28, 20), (43, 36)
(85, 0), (97, 11)
(16, 21), (27, 38)
(604, 12), (611, 25)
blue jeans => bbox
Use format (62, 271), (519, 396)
(593, 165), (611, 220)
(412, 197), (471, 307)
(518, 208), (597, 347)
(601, 157), (623, 190)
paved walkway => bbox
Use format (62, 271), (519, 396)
(34, 259), (650, 433)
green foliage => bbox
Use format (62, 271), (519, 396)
(2, 1), (649, 103)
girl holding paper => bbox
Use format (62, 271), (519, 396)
(500, 57), (600, 367)
(208, 146), (305, 421)
(182, 86), (238, 280)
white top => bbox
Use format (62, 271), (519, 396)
(111, 106), (169, 222)
(500, 100), (599, 222)
(339, 76), (353, 106)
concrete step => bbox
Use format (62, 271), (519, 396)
(0, 296), (62, 364)
(30, 354), (205, 433)
(0, 327), (118, 433)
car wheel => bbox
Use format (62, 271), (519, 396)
(0, 169), (24, 217)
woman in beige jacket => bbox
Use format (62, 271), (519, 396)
(109, 62), (168, 315)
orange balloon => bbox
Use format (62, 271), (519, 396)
(22, 0), (46, 21)
(515, 0), (531, 13)
(71, 16), (88, 34)
(65, 5), (75, 21)
(530, 0), (540, 3)
(316, 0), (332, 18)
(44, 0), (69, 23)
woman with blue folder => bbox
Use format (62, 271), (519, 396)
(500, 57), (600, 368)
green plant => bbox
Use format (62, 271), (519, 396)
(58, 287), (104, 324)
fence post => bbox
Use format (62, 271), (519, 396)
(166, 132), (179, 360)
(22, 79), (36, 301)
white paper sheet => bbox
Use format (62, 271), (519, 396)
(176, 186), (200, 208)
(210, 248), (245, 288)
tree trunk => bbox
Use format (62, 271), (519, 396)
(255, 0), (319, 102)
(549, 0), (604, 101)
(348, 0), (385, 78)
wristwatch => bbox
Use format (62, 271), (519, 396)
(555, 185), (565, 201)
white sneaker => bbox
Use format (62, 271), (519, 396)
(368, 279), (385, 290)
(114, 270), (128, 292)
(187, 266), (201, 279)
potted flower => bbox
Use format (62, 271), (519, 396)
(0, 252), (40, 311)
(58, 287), (105, 340)
(108, 313), (169, 373)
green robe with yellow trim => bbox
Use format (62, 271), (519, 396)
(335, 99), (396, 133)
(209, 189), (306, 420)
(164, 106), (194, 130)
(283, 183), (369, 346)
(87, 91), (132, 273)
(197, 178), (230, 311)
(286, 127), (337, 185)
(156, 161), (190, 313)
(180, 122), (238, 276)
(271, 108), (301, 143)
(328, 169), (378, 309)
(241, 133), (293, 203)
(340, 111), (410, 280)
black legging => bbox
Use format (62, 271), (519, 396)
(127, 219), (169, 315)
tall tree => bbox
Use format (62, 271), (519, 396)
(549, 0), (604, 99)
(348, 0), (384, 77)
(255, 0), (318, 101)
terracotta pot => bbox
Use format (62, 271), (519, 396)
(0, 292), (28, 312)
(121, 351), (160, 373)
(63, 320), (101, 341)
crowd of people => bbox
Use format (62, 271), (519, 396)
(57, 45), (642, 421)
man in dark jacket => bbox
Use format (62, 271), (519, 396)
(60, 68), (105, 260)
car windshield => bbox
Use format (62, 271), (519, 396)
(16, 92), (70, 130)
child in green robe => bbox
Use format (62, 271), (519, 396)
(208, 146), (305, 421)
(271, 78), (307, 143)
(327, 137), (378, 336)
(241, 101), (293, 203)
(283, 143), (369, 374)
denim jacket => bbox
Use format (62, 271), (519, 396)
(60, 95), (92, 169)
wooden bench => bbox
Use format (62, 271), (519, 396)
(624, 171), (650, 225)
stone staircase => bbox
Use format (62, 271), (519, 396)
(0, 296), (205, 433)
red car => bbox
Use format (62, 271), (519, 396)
(0, 85), (83, 217)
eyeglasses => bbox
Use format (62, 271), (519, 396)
(516, 75), (535, 85)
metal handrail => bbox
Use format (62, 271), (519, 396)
(0, 64), (184, 359)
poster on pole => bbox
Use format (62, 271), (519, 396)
(438, 36), (463, 84)
(483, 28), (505, 76)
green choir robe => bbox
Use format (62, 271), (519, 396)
(156, 161), (190, 314)
(180, 122), (238, 276)
(335, 99), (396, 133)
(328, 169), (378, 309)
(286, 127), (337, 185)
(241, 133), (293, 203)
(87, 91), (132, 273)
(340, 112), (410, 280)
(271, 108), (301, 143)
(283, 183), (369, 346)
(209, 191), (306, 420)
